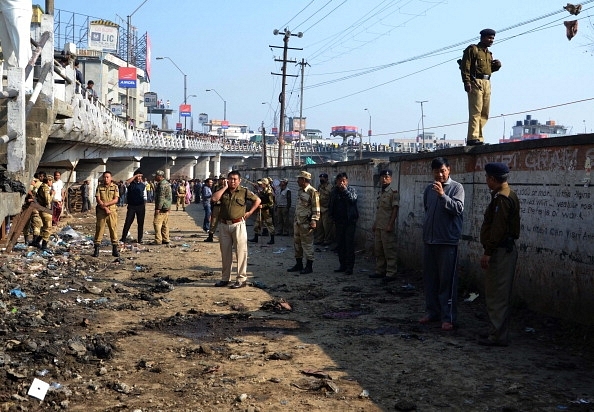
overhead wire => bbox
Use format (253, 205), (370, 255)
(278, 0), (316, 30)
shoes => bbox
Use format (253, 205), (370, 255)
(369, 273), (386, 279)
(344, 269), (353, 275)
(418, 315), (438, 325)
(477, 337), (508, 347)
(162, 241), (170, 245)
(441, 322), (455, 331)
(149, 241), (162, 245)
(229, 281), (247, 289)
(204, 235), (214, 242)
(214, 280), (230, 287)
(467, 139), (484, 146)
(334, 267), (346, 273)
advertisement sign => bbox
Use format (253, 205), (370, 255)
(198, 113), (208, 124)
(176, 122), (183, 131)
(110, 103), (123, 116)
(144, 92), (157, 107)
(180, 104), (191, 117)
(272, 127), (278, 135)
(118, 67), (137, 88)
(221, 120), (229, 129)
(89, 21), (119, 52)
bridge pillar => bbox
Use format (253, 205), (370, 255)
(195, 157), (210, 179)
(169, 158), (197, 180)
(106, 159), (141, 181)
(213, 153), (222, 178)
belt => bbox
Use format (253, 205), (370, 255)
(474, 74), (490, 80)
(221, 218), (244, 224)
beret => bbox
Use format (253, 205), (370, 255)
(485, 162), (509, 176)
(154, 170), (165, 177)
(297, 171), (312, 180)
(379, 169), (392, 176)
(480, 28), (496, 36)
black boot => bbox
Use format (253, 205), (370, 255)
(249, 234), (259, 243)
(30, 235), (42, 248)
(300, 260), (313, 274)
(40, 240), (48, 251)
(287, 259), (303, 272)
(92, 245), (100, 257)
(267, 235), (275, 245)
(203, 233), (214, 242)
(112, 244), (120, 257)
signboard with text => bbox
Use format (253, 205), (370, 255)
(180, 104), (191, 117)
(118, 67), (137, 88)
(89, 21), (118, 52)
(221, 120), (229, 129)
(144, 92), (157, 107)
(176, 122), (183, 131)
(110, 103), (123, 116)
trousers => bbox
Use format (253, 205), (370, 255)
(467, 78), (491, 142)
(219, 221), (248, 282)
(423, 244), (459, 324)
(121, 203), (146, 242)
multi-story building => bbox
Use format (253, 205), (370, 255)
(505, 115), (568, 142)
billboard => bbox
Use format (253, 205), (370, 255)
(110, 103), (123, 116)
(198, 113), (208, 124)
(89, 20), (119, 53)
(144, 92), (157, 107)
(180, 104), (191, 117)
(118, 67), (137, 88)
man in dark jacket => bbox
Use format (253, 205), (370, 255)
(419, 157), (465, 331)
(120, 171), (147, 243)
(328, 172), (359, 275)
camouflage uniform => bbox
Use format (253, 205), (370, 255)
(35, 180), (53, 243)
(23, 178), (42, 243)
(315, 180), (334, 244)
(153, 176), (172, 244)
(253, 183), (275, 236)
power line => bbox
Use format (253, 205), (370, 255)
(279, 0), (316, 30)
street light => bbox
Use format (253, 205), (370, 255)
(187, 94), (197, 131)
(261, 102), (278, 129)
(416, 100), (428, 150)
(156, 56), (188, 131)
(206, 89), (226, 120)
(364, 108), (372, 145)
(126, 0), (150, 120)
(501, 113), (506, 140)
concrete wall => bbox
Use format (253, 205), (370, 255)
(243, 134), (594, 324)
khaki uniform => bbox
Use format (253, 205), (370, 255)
(35, 181), (53, 241)
(480, 182), (520, 344)
(373, 186), (400, 276)
(218, 186), (259, 282)
(254, 185), (275, 236)
(94, 182), (119, 245)
(293, 184), (320, 261)
(23, 179), (42, 239)
(176, 184), (187, 211)
(315, 181), (334, 244)
(153, 179), (172, 244)
(461, 43), (500, 143)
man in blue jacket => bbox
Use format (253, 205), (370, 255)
(420, 157), (465, 331)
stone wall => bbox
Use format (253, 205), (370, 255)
(245, 134), (594, 324)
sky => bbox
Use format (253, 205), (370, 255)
(54, 0), (594, 144)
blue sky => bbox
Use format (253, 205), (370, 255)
(55, 0), (594, 144)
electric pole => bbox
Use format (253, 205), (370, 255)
(296, 58), (309, 166)
(271, 28), (302, 167)
(261, 121), (267, 168)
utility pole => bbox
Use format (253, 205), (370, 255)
(296, 58), (309, 166)
(416, 100), (428, 151)
(261, 122), (267, 168)
(271, 28), (302, 167)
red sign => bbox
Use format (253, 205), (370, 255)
(221, 120), (229, 129)
(118, 67), (137, 88)
(176, 122), (182, 131)
(180, 104), (191, 117)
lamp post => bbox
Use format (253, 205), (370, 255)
(126, 0), (150, 121)
(501, 113), (506, 140)
(187, 94), (197, 131)
(364, 108), (372, 146)
(261, 102), (277, 130)
(416, 100), (428, 151)
(206, 89), (226, 120)
(156, 56), (187, 132)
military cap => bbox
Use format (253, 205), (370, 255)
(154, 170), (165, 177)
(256, 179), (263, 184)
(262, 178), (270, 185)
(319, 173), (328, 178)
(218, 174), (226, 179)
(379, 169), (392, 176)
(280, 178), (288, 183)
(296, 171), (312, 180)
(485, 162), (509, 176)
(480, 28), (496, 37)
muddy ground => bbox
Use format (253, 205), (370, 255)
(1, 202), (593, 411)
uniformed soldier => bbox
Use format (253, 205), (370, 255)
(176, 179), (187, 211)
(211, 171), (261, 288)
(23, 172), (43, 247)
(35, 174), (53, 250)
(370, 169), (400, 279)
(275, 178), (292, 236)
(287, 171), (320, 275)
(93, 171), (120, 257)
(153, 170), (172, 245)
(249, 177), (276, 244)
(461, 28), (502, 146)
(479, 162), (520, 347)
(205, 175), (226, 241)
(315, 173), (334, 245)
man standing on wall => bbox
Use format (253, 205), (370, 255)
(152, 170), (172, 245)
(93, 171), (120, 257)
(479, 162), (520, 347)
(120, 171), (147, 244)
(461, 28), (501, 146)
(420, 157), (465, 331)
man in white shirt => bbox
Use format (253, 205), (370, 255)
(51, 171), (65, 226)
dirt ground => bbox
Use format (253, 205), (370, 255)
(1, 202), (593, 412)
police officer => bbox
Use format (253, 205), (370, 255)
(315, 173), (334, 245)
(211, 171), (261, 289)
(370, 169), (400, 279)
(205, 175), (226, 241)
(479, 162), (520, 347)
(93, 171), (120, 257)
(152, 170), (172, 245)
(23, 172), (43, 247)
(249, 178), (276, 244)
(287, 171), (320, 275)
(35, 174), (53, 250)
(176, 179), (187, 211)
(461, 28), (502, 146)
